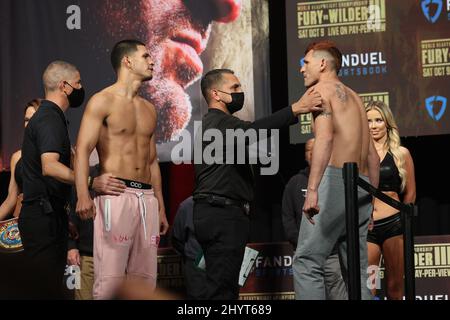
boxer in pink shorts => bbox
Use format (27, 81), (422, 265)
(93, 179), (160, 299)
(74, 40), (169, 299)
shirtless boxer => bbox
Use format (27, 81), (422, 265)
(292, 40), (380, 300)
(74, 39), (169, 299)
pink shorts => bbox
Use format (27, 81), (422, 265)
(93, 184), (160, 300)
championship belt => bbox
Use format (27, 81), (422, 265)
(0, 217), (23, 253)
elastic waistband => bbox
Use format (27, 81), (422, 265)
(96, 188), (154, 197)
(374, 212), (401, 227)
(323, 165), (344, 176)
(118, 178), (152, 190)
(323, 165), (369, 180)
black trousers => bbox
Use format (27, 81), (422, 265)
(0, 251), (28, 299)
(193, 202), (250, 300)
(184, 257), (207, 300)
(18, 201), (68, 299)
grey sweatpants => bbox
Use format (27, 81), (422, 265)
(324, 252), (347, 300)
(293, 166), (373, 300)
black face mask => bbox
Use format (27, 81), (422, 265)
(217, 90), (245, 114)
(64, 81), (85, 108)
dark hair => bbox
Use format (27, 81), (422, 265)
(110, 39), (146, 73)
(24, 98), (41, 114)
(305, 40), (342, 74)
(200, 69), (234, 102)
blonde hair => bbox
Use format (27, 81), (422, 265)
(365, 100), (406, 192)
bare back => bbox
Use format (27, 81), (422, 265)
(314, 81), (370, 176)
(94, 86), (157, 183)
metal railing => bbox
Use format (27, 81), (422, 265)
(343, 162), (416, 300)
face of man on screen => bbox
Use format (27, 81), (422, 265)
(100, 0), (242, 143)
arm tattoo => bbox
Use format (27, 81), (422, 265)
(335, 84), (348, 102)
(318, 110), (333, 118)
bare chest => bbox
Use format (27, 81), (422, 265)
(103, 104), (156, 137)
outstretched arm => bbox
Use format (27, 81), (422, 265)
(291, 87), (323, 116)
(228, 87), (323, 132)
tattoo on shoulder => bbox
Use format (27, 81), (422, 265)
(335, 84), (348, 102)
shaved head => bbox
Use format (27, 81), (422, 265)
(305, 40), (342, 74)
(42, 60), (79, 92)
(312, 50), (338, 72)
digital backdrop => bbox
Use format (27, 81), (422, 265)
(0, 0), (270, 167)
(286, 0), (450, 143)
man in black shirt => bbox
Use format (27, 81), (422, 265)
(171, 196), (206, 299)
(282, 139), (314, 248)
(193, 68), (323, 299)
(18, 61), (125, 299)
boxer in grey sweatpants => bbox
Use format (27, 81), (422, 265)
(293, 166), (373, 300)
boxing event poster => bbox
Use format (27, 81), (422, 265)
(0, 0), (270, 167)
(376, 235), (450, 300)
(286, 0), (450, 143)
(156, 237), (450, 300)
